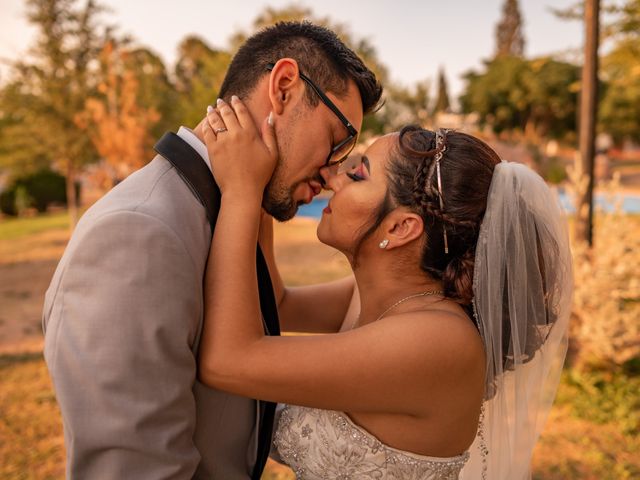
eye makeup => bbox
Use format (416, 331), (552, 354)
(341, 155), (370, 182)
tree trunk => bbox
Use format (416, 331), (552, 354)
(576, 0), (600, 246)
(523, 117), (537, 142)
(65, 163), (79, 230)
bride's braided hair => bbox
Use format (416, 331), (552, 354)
(358, 125), (500, 306)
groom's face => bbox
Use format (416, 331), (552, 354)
(262, 79), (363, 221)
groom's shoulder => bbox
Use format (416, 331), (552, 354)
(76, 154), (210, 245)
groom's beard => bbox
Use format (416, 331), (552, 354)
(263, 160), (304, 222)
(262, 135), (314, 222)
(262, 119), (321, 222)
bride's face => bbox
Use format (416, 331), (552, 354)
(317, 134), (395, 255)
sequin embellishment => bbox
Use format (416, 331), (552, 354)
(273, 405), (469, 479)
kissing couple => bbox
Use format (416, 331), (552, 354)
(43, 21), (572, 480)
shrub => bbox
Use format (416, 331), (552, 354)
(558, 366), (640, 435)
(567, 173), (640, 368)
(0, 169), (68, 216)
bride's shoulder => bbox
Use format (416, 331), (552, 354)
(388, 301), (476, 334)
(385, 306), (485, 365)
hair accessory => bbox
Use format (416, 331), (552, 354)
(434, 129), (449, 254)
(379, 239), (389, 249)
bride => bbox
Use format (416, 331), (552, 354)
(197, 96), (573, 479)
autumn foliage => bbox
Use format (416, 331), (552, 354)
(75, 41), (160, 190)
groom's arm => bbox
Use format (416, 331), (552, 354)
(44, 210), (201, 479)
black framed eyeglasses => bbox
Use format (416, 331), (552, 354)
(266, 63), (359, 167)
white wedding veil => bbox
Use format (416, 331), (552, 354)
(460, 161), (573, 480)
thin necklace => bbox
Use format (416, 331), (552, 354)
(350, 290), (444, 330)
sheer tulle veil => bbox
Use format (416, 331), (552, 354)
(460, 160), (573, 480)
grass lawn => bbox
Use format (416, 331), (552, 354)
(0, 212), (638, 479)
(0, 212), (70, 242)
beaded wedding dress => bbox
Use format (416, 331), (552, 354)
(273, 404), (469, 479)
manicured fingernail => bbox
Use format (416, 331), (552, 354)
(231, 95), (239, 103)
(267, 112), (273, 126)
(207, 105), (213, 114)
(216, 98), (225, 106)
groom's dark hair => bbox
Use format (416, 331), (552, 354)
(219, 21), (383, 115)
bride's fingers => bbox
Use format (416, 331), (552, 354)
(202, 107), (218, 144)
(260, 112), (278, 157)
(216, 98), (241, 133)
(206, 106), (227, 135)
(229, 95), (256, 132)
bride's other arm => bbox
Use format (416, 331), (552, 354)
(258, 211), (356, 334)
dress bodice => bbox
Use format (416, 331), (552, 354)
(273, 404), (469, 479)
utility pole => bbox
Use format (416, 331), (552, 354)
(576, 0), (600, 246)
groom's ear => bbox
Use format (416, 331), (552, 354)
(267, 58), (305, 116)
(383, 209), (424, 249)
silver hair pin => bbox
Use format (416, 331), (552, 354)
(434, 129), (449, 254)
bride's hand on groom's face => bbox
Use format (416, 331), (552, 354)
(203, 96), (278, 198)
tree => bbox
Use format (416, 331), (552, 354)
(432, 67), (451, 115)
(554, 0), (640, 145)
(0, 0), (108, 227)
(575, 0), (600, 247)
(460, 57), (579, 140)
(0, 84), (53, 176)
(599, 40), (640, 144)
(460, 56), (532, 134)
(75, 41), (160, 190)
(379, 80), (431, 132)
(598, 0), (640, 144)
(526, 58), (580, 140)
(173, 36), (231, 128)
(495, 0), (526, 58)
(123, 46), (178, 139)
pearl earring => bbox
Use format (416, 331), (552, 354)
(379, 239), (389, 249)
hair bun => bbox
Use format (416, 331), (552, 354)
(443, 248), (475, 304)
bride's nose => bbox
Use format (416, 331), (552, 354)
(320, 169), (348, 192)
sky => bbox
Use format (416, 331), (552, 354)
(0, 0), (584, 100)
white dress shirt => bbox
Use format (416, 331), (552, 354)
(176, 126), (212, 172)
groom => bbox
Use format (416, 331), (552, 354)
(42, 21), (382, 479)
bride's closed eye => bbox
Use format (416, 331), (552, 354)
(342, 155), (369, 182)
(346, 171), (366, 182)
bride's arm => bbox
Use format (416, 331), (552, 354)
(258, 211), (356, 333)
(199, 98), (482, 415)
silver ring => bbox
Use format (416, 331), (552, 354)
(214, 127), (227, 134)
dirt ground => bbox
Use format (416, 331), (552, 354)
(0, 229), (71, 353)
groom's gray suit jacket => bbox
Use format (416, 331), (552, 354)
(43, 144), (261, 478)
